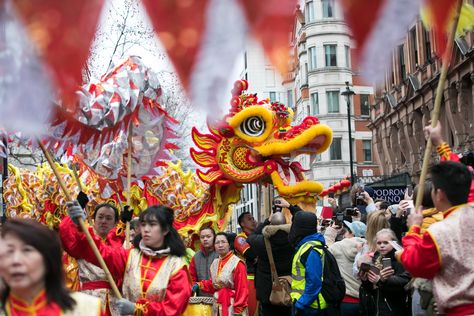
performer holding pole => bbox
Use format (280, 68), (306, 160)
(125, 124), (133, 249)
(37, 141), (122, 300)
(62, 204), (192, 315)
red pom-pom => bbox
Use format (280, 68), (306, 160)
(233, 80), (249, 95)
(341, 179), (351, 188)
(230, 96), (241, 107)
(303, 116), (319, 126)
(240, 80), (248, 91)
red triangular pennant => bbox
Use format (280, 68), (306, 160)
(239, 0), (297, 75)
(12, 0), (105, 97)
(141, 0), (210, 89)
(424, 0), (458, 58)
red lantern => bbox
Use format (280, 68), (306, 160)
(327, 186), (335, 194)
(341, 179), (351, 191)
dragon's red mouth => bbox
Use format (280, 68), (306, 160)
(272, 156), (307, 186)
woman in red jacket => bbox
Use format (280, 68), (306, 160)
(61, 202), (192, 315)
(1, 219), (103, 315)
(194, 232), (248, 316)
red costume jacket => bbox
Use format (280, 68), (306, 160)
(198, 251), (248, 315)
(399, 204), (474, 316)
(60, 217), (192, 316)
(4, 289), (105, 316)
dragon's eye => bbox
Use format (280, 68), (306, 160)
(240, 116), (265, 137)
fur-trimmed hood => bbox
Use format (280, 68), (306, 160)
(263, 224), (291, 239)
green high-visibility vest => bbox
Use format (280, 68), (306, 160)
(290, 240), (327, 310)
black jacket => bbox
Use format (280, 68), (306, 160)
(359, 249), (411, 316)
(247, 220), (294, 303)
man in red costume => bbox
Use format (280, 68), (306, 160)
(60, 202), (128, 315)
(234, 212), (257, 316)
(397, 161), (473, 316)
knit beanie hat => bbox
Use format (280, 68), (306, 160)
(289, 211), (318, 246)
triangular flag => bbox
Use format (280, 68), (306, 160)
(239, 0), (297, 75)
(141, 0), (209, 90)
(12, 0), (105, 97)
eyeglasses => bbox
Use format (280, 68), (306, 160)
(214, 240), (228, 245)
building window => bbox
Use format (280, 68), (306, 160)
(269, 91), (276, 102)
(330, 137), (342, 160)
(287, 90), (293, 108)
(306, 0), (315, 22)
(303, 63), (309, 84)
(410, 27), (418, 67)
(363, 140), (372, 162)
(324, 44), (337, 67)
(308, 47), (317, 70)
(424, 28), (432, 62)
(326, 91), (339, 113)
(322, 0), (333, 18)
(311, 92), (319, 114)
(398, 44), (406, 81)
(360, 94), (370, 116)
(344, 45), (350, 67)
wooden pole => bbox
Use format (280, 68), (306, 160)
(415, 0), (463, 210)
(38, 141), (122, 299)
(71, 163), (83, 192)
(125, 124), (133, 248)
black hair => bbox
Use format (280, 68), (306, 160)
(199, 224), (216, 237)
(93, 203), (119, 223)
(413, 180), (435, 209)
(133, 205), (186, 257)
(460, 151), (474, 168)
(1, 219), (76, 311)
(130, 218), (139, 231)
(374, 199), (390, 211)
(237, 211), (251, 227)
(215, 232), (235, 251)
(431, 161), (471, 206)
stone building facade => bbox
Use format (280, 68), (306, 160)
(368, 13), (474, 181)
(286, 1), (381, 189)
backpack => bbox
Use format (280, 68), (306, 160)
(313, 243), (346, 306)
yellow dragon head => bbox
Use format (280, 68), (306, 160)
(191, 80), (333, 203)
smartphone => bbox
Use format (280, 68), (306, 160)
(369, 265), (380, 275)
(389, 204), (399, 214)
(360, 262), (371, 272)
(321, 219), (331, 227)
(382, 257), (391, 269)
(406, 200), (414, 215)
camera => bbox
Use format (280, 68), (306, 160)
(344, 208), (357, 216)
(272, 200), (282, 213)
(321, 219), (332, 227)
(332, 212), (344, 226)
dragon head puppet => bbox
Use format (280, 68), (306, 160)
(191, 80), (333, 204)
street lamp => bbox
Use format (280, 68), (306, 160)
(341, 81), (355, 184)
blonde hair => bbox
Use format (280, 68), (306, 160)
(375, 228), (397, 243)
(366, 211), (390, 251)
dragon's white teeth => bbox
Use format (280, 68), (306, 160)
(289, 168), (297, 185)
